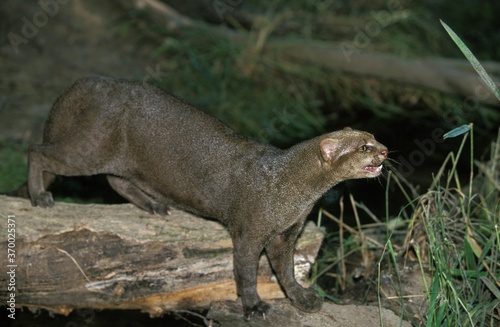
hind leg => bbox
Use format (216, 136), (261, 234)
(28, 144), (60, 207)
(107, 175), (170, 215)
(28, 140), (109, 207)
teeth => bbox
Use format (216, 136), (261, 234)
(364, 164), (383, 174)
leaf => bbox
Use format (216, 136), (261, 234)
(441, 20), (500, 103)
(443, 124), (471, 139)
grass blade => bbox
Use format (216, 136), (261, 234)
(440, 20), (500, 102)
(480, 277), (500, 299)
(443, 124), (471, 139)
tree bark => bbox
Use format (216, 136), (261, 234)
(0, 195), (323, 316)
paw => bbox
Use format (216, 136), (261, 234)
(32, 191), (54, 208)
(243, 301), (271, 321)
(289, 288), (323, 313)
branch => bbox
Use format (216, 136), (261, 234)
(115, 0), (500, 105)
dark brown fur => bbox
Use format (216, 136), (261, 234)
(26, 77), (388, 319)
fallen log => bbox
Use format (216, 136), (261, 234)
(267, 40), (500, 106)
(0, 195), (323, 317)
(119, 0), (500, 106)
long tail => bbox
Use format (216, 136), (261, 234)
(3, 182), (30, 198)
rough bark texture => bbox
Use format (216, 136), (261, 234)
(0, 195), (323, 317)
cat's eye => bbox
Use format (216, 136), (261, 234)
(359, 145), (373, 152)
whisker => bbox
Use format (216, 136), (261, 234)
(383, 161), (401, 173)
(384, 157), (400, 165)
(376, 174), (385, 186)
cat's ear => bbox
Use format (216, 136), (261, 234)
(343, 127), (353, 131)
(320, 138), (341, 162)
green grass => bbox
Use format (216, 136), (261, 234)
(441, 21), (500, 103)
(408, 126), (499, 326)
(417, 24), (500, 325)
(0, 145), (27, 193)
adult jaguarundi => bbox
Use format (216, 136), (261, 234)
(26, 77), (388, 319)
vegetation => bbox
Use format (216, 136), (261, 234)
(0, 144), (27, 193)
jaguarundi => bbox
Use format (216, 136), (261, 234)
(23, 76), (388, 319)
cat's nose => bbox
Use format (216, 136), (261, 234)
(380, 149), (388, 158)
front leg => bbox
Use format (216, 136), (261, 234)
(265, 222), (323, 313)
(232, 235), (270, 320)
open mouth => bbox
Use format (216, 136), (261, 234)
(364, 164), (383, 175)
